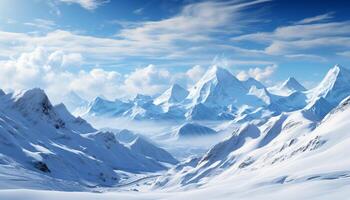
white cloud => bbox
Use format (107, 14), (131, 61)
(186, 65), (206, 83)
(122, 65), (171, 96)
(236, 64), (277, 82)
(48, 50), (83, 67)
(295, 12), (334, 24)
(58, 0), (109, 10)
(231, 18), (350, 56)
(0, 0), (273, 68)
(284, 54), (327, 62)
(118, 0), (269, 46)
(0, 48), (120, 103)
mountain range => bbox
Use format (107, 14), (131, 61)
(78, 65), (350, 124)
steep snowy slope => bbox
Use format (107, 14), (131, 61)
(155, 103), (320, 188)
(310, 65), (350, 105)
(302, 97), (333, 121)
(0, 88), (177, 189)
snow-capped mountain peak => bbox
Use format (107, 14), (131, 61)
(186, 66), (261, 108)
(268, 77), (306, 96)
(280, 77), (306, 91)
(154, 84), (189, 105)
(13, 88), (54, 116)
(310, 64), (350, 105)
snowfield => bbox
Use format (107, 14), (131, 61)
(1, 65), (350, 199)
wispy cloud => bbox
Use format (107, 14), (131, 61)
(0, 0), (272, 67)
(24, 19), (56, 30)
(232, 14), (350, 57)
(58, 0), (109, 10)
(295, 12), (334, 24)
(118, 0), (270, 44)
(337, 51), (350, 57)
(133, 8), (144, 15)
(236, 64), (278, 82)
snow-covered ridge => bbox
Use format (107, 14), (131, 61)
(0, 88), (178, 189)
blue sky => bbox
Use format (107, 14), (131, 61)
(0, 0), (349, 101)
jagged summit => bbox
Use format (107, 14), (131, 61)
(200, 65), (240, 83)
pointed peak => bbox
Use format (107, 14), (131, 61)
(92, 96), (107, 102)
(281, 77), (306, 91)
(205, 65), (233, 80)
(170, 83), (185, 91)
